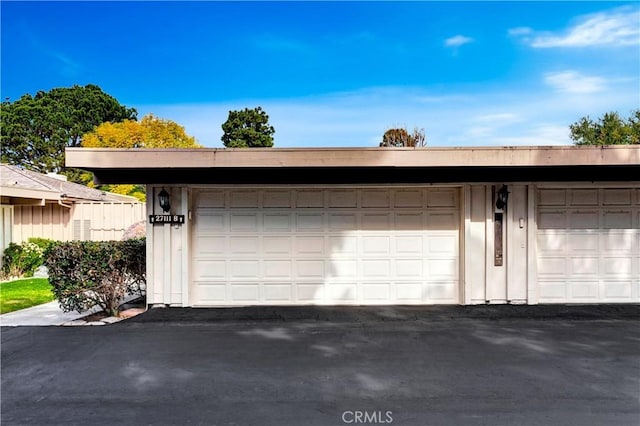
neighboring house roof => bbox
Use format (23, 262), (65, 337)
(65, 146), (640, 184)
(0, 164), (138, 202)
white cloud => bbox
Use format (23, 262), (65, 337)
(544, 71), (607, 94)
(515, 6), (640, 48)
(444, 35), (474, 48)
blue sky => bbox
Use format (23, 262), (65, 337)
(2, 1), (639, 147)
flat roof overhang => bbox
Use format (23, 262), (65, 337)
(66, 146), (640, 185)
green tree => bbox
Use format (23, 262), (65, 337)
(380, 127), (426, 147)
(570, 110), (640, 145)
(0, 84), (136, 182)
(82, 114), (201, 201)
(221, 106), (275, 147)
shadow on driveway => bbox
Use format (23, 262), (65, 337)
(2, 305), (639, 426)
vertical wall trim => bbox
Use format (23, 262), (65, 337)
(181, 187), (190, 306)
(163, 221), (172, 305)
(463, 185), (472, 304)
(145, 186), (154, 306)
(527, 184), (538, 304)
(484, 186), (494, 302)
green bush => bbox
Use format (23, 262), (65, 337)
(1, 238), (54, 278)
(44, 238), (146, 316)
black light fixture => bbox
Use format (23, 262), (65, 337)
(158, 188), (171, 213)
(496, 185), (509, 210)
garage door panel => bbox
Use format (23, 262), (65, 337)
(539, 189), (566, 206)
(264, 260), (292, 279)
(427, 258), (458, 278)
(427, 189), (457, 208)
(328, 190), (357, 208)
(231, 284), (259, 302)
(328, 235), (357, 255)
(330, 260), (357, 277)
(196, 211), (225, 232)
(230, 260), (259, 278)
(538, 281), (567, 300)
(229, 191), (258, 208)
(328, 283), (357, 301)
(296, 213), (324, 230)
(296, 260), (324, 279)
(194, 236), (225, 255)
(569, 257), (598, 275)
(229, 237), (259, 255)
(361, 236), (391, 255)
(362, 190), (390, 208)
(230, 213), (258, 231)
(362, 260), (390, 278)
(329, 213), (357, 230)
(601, 232), (634, 251)
(263, 191), (292, 208)
(263, 284), (292, 301)
(538, 257), (566, 277)
(395, 190), (423, 208)
(194, 260), (226, 279)
(604, 189), (632, 206)
(604, 257), (632, 275)
(603, 280), (632, 299)
(197, 191), (225, 208)
(396, 282), (423, 301)
(264, 237), (292, 256)
(396, 235), (424, 255)
(362, 213), (391, 230)
(568, 233), (598, 252)
(570, 189), (598, 206)
(603, 210), (632, 228)
(296, 283), (325, 302)
(362, 283), (391, 302)
(538, 211), (566, 229)
(425, 282), (458, 301)
(396, 260), (423, 277)
(263, 213), (291, 231)
(570, 281), (599, 299)
(537, 232), (566, 252)
(428, 235), (457, 254)
(569, 211), (599, 228)
(395, 213), (423, 230)
(427, 212), (458, 230)
(194, 283), (226, 303)
(295, 236), (324, 255)
(193, 188), (460, 306)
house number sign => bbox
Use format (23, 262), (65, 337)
(149, 215), (185, 224)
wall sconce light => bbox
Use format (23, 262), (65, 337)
(158, 188), (171, 213)
(496, 185), (509, 210)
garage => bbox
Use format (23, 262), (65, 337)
(65, 145), (640, 307)
(191, 187), (460, 306)
(537, 188), (640, 303)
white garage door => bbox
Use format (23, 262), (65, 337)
(192, 188), (460, 306)
(537, 188), (640, 303)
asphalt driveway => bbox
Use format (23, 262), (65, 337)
(2, 306), (639, 426)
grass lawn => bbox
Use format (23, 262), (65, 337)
(0, 278), (54, 314)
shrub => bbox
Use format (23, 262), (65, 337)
(1, 239), (54, 278)
(44, 238), (146, 317)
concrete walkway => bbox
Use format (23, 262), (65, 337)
(0, 301), (97, 326)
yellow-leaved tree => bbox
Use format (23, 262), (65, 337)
(82, 114), (201, 200)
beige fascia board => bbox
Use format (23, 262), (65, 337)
(0, 186), (61, 201)
(65, 146), (640, 169)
